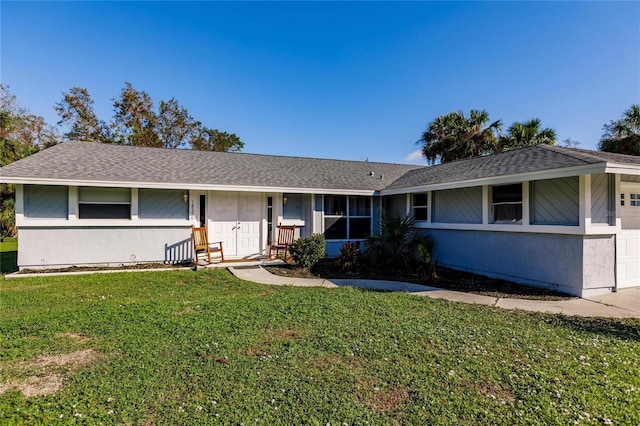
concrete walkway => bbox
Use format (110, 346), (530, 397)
(228, 266), (640, 319)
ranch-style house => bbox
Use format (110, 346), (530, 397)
(1, 141), (639, 297)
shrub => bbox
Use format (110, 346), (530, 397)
(416, 236), (438, 283)
(363, 213), (422, 270)
(289, 234), (326, 269)
(337, 241), (360, 271)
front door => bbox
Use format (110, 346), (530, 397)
(210, 191), (263, 258)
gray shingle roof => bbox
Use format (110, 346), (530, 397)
(2, 142), (639, 193)
(0, 141), (420, 192)
(383, 144), (640, 191)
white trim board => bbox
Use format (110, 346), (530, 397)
(380, 163), (606, 195)
(0, 177), (377, 196)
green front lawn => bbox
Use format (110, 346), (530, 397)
(0, 237), (18, 274)
(1, 269), (638, 424)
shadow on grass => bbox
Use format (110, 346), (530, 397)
(546, 315), (640, 342)
(1, 251), (18, 274)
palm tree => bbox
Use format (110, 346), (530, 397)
(599, 104), (640, 156)
(498, 119), (556, 151)
(419, 109), (502, 163)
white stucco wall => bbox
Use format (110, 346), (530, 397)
(421, 229), (616, 297)
(18, 226), (193, 269)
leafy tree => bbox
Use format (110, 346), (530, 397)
(190, 127), (244, 152)
(0, 198), (16, 239)
(598, 104), (640, 156)
(419, 109), (502, 163)
(54, 87), (113, 143)
(157, 98), (197, 149)
(562, 138), (580, 148)
(113, 83), (163, 147)
(1, 85), (58, 153)
(498, 119), (556, 151)
(1, 84), (59, 237)
(55, 82), (244, 152)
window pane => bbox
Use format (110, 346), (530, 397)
(79, 204), (130, 219)
(324, 196), (346, 215)
(349, 218), (371, 239)
(492, 184), (522, 203)
(267, 196), (273, 241)
(494, 204), (522, 222)
(324, 217), (347, 239)
(413, 206), (428, 221)
(412, 193), (427, 206)
(349, 196), (370, 216)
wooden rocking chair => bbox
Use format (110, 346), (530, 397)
(191, 225), (224, 265)
(268, 223), (296, 261)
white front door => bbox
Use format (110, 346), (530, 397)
(210, 192), (263, 258)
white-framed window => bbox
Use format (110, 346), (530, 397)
(78, 187), (131, 219)
(323, 195), (371, 240)
(631, 194), (640, 207)
(491, 183), (522, 223)
(411, 193), (428, 221)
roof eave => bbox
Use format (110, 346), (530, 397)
(380, 163), (608, 196)
(604, 163), (640, 176)
(0, 176), (377, 196)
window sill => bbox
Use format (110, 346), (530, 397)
(280, 220), (305, 227)
(413, 222), (592, 235)
(17, 218), (193, 228)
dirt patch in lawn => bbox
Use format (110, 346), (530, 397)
(368, 386), (412, 413)
(310, 355), (365, 374)
(25, 348), (98, 369)
(476, 381), (517, 404)
(245, 327), (305, 357)
(57, 332), (91, 344)
(1, 347), (101, 397)
(265, 259), (574, 300)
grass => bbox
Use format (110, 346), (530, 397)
(0, 269), (638, 425)
(0, 237), (18, 274)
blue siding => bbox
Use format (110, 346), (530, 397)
(531, 177), (579, 226)
(139, 189), (188, 219)
(24, 185), (68, 218)
(283, 193), (303, 219)
(383, 194), (406, 217)
(590, 174), (610, 224)
(432, 187), (482, 224)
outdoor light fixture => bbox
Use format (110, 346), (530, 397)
(183, 193), (189, 202)
(283, 195), (288, 205)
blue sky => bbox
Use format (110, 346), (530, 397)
(2, 1), (639, 164)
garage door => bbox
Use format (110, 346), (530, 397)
(617, 230), (640, 288)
